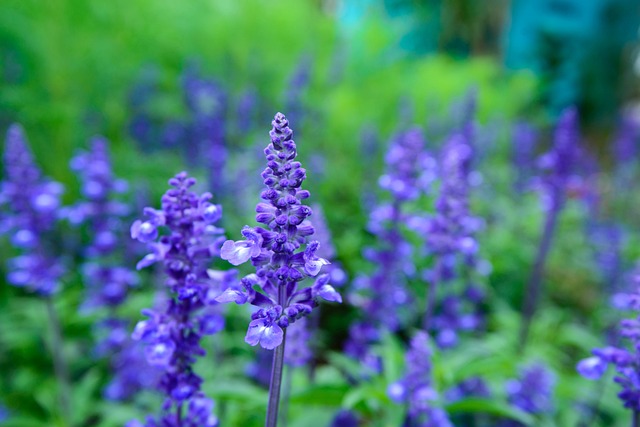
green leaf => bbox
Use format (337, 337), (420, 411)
(207, 380), (268, 405)
(289, 384), (349, 406)
(2, 416), (54, 427)
(446, 398), (535, 425)
(71, 368), (102, 425)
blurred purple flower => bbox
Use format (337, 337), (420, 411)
(1, 124), (65, 295)
(129, 172), (233, 426)
(505, 363), (555, 416)
(388, 331), (452, 426)
(578, 270), (640, 414)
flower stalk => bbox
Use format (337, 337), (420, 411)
(46, 297), (71, 423)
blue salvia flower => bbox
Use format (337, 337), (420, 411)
(577, 271), (640, 417)
(66, 137), (153, 400)
(349, 128), (434, 332)
(533, 107), (582, 213)
(68, 137), (135, 308)
(0, 124), (65, 295)
(216, 113), (341, 350)
(1, 124), (71, 420)
(161, 121), (187, 150)
(344, 321), (383, 375)
(388, 331), (453, 427)
(503, 363), (555, 425)
(346, 128), (435, 372)
(444, 376), (491, 403)
(129, 172), (233, 427)
(521, 107), (582, 346)
(101, 319), (161, 401)
(423, 130), (486, 348)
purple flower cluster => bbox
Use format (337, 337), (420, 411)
(346, 128), (434, 370)
(388, 331), (452, 427)
(520, 107), (583, 347)
(100, 319), (161, 401)
(505, 363), (555, 419)
(0, 124), (65, 295)
(349, 128), (434, 330)
(68, 137), (135, 309)
(423, 130), (486, 348)
(444, 376), (491, 403)
(66, 137), (153, 400)
(535, 107), (582, 212)
(216, 113), (341, 350)
(426, 133), (477, 270)
(129, 172), (234, 426)
(577, 271), (640, 412)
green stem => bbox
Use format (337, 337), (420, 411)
(45, 297), (71, 424)
(279, 365), (293, 427)
(519, 199), (561, 351)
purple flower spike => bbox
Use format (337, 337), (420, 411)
(578, 270), (640, 413)
(1, 124), (66, 296)
(216, 113), (341, 350)
(505, 363), (555, 416)
(216, 112), (340, 427)
(129, 172), (234, 425)
(348, 128), (433, 337)
(389, 331), (452, 426)
(66, 138), (150, 403)
(521, 107), (583, 347)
